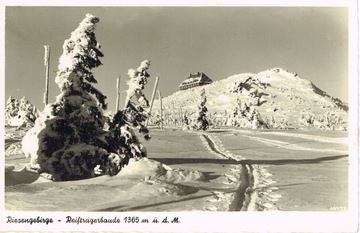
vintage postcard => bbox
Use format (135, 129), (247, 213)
(1, 0), (358, 232)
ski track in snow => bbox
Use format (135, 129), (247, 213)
(199, 133), (280, 211)
(198, 134), (240, 211)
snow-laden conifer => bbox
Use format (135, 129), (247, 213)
(22, 14), (122, 181)
(107, 60), (152, 163)
(193, 89), (209, 130)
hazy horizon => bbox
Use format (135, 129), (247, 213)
(5, 7), (348, 110)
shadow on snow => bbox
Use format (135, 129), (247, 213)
(153, 154), (348, 166)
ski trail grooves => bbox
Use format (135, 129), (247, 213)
(201, 134), (254, 211)
(201, 134), (230, 158)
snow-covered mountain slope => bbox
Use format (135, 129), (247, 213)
(152, 68), (348, 130)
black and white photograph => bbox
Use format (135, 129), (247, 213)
(1, 1), (359, 232)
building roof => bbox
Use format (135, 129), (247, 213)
(179, 72), (213, 90)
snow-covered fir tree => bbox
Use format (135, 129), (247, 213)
(5, 96), (39, 127)
(106, 60), (152, 164)
(193, 89), (209, 130)
(22, 14), (122, 181)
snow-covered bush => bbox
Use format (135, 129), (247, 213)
(178, 112), (192, 129)
(298, 111), (345, 130)
(271, 117), (291, 129)
(5, 96), (39, 127)
(230, 99), (268, 129)
(314, 111), (346, 130)
(299, 113), (315, 125)
(323, 111), (344, 130)
(22, 14), (122, 181)
(181, 110), (194, 129)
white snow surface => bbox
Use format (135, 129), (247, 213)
(5, 127), (348, 212)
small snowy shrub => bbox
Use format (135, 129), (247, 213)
(274, 118), (291, 129)
(230, 99), (268, 129)
(299, 113), (315, 125)
(323, 112), (338, 130)
(320, 111), (346, 130)
(263, 115), (291, 129)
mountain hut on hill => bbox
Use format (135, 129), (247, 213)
(179, 72), (213, 90)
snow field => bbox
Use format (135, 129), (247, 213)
(5, 128), (252, 211)
(213, 128), (348, 211)
(5, 124), (348, 211)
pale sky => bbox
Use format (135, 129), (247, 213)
(5, 7), (348, 110)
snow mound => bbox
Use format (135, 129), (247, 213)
(117, 158), (168, 178)
(157, 183), (199, 196)
(117, 158), (205, 196)
(120, 158), (205, 183)
(161, 168), (205, 183)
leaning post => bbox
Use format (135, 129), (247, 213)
(157, 89), (163, 129)
(145, 76), (159, 127)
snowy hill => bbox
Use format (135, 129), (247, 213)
(5, 96), (39, 127)
(152, 68), (348, 130)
